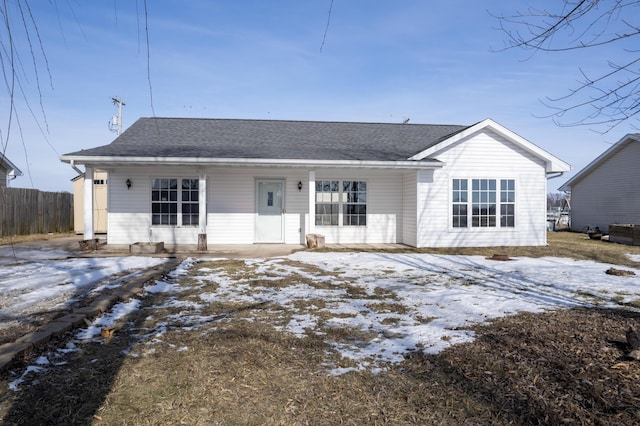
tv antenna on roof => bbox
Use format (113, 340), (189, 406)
(109, 97), (126, 135)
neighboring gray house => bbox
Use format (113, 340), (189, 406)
(60, 117), (570, 248)
(0, 153), (22, 187)
(559, 134), (640, 233)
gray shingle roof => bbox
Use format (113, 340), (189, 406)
(63, 117), (470, 161)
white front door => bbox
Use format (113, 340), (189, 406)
(256, 180), (284, 243)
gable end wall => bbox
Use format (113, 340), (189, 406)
(416, 129), (548, 247)
(570, 141), (640, 232)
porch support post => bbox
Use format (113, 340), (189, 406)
(308, 170), (315, 236)
(83, 166), (94, 241)
(198, 173), (207, 251)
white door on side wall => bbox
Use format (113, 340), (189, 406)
(256, 180), (284, 243)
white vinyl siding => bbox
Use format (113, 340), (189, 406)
(569, 140), (640, 232)
(106, 166), (403, 246)
(417, 129), (547, 247)
(107, 168), (201, 245)
(106, 166), (308, 245)
(207, 168), (307, 244)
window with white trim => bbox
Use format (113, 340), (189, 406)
(452, 179), (468, 228)
(151, 178), (199, 226)
(315, 180), (367, 226)
(181, 179), (199, 226)
(472, 179), (496, 227)
(451, 178), (515, 228)
(500, 179), (515, 227)
(315, 180), (339, 226)
(343, 180), (367, 226)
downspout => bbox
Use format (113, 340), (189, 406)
(69, 160), (85, 177)
(546, 171), (564, 179)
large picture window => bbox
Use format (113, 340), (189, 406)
(315, 180), (367, 226)
(452, 178), (515, 228)
(152, 178), (199, 226)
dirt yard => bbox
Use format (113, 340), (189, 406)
(1, 232), (639, 425)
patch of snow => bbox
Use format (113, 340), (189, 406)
(9, 366), (46, 391)
(625, 253), (640, 262)
(75, 299), (141, 341)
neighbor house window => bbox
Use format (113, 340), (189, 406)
(315, 180), (367, 226)
(452, 178), (515, 228)
(152, 178), (199, 226)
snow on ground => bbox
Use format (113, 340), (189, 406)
(626, 253), (640, 263)
(0, 245), (166, 333)
(132, 252), (640, 375)
(5, 249), (640, 386)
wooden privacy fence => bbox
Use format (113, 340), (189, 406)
(0, 187), (74, 237)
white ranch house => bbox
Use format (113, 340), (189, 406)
(60, 117), (570, 248)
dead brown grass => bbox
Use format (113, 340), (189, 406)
(1, 231), (640, 424)
(0, 232), (75, 245)
(315, 230), (640, 267)
(4, 306), (638, 425)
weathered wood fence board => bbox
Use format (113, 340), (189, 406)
(0, 188), (73, 236)
(609, 224), (640, 246)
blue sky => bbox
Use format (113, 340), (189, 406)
(1, 0), (634, 192)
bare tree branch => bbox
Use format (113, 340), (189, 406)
(493, 0), (640, 132)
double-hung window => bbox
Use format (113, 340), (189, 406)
(315, 180), (339, 225)
(151, 178), (199, 226)
(452, 179), (468, 228)
(451, 178), (515, 228)
(343, 181), (367, 226)
(472, 179), (496, 227)
(181, 179), (199, 226)
(500, 179), (515, 227)
(315, 180), (367, 226)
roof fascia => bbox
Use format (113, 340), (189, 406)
(0, 155), (23, 176)
(409, 118), (571, 173)
(558, 133), (640, 192)
(59, 155), (444, 170)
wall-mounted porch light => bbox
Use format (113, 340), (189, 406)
(297, 181), (303, 191)
(126, 179), (132, 190)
